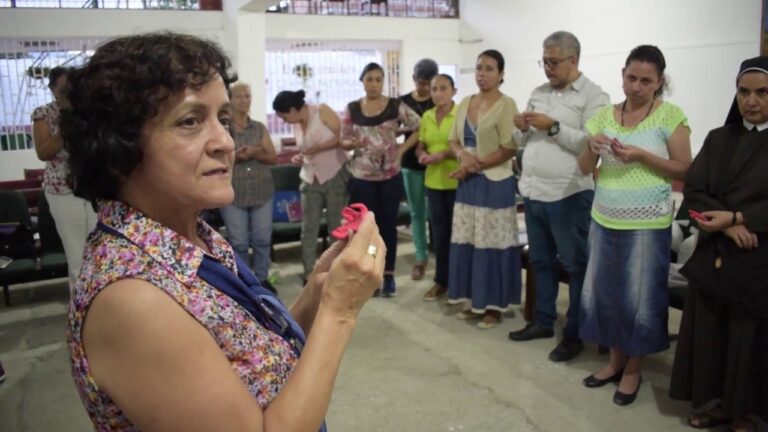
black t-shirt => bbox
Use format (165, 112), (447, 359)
(399, 93), (435, 171)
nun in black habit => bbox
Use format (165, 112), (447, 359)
(669, 56), (768, 431)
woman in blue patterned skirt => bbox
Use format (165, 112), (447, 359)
(447, 50), (522, 330)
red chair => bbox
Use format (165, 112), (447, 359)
(0, 179), (43, 211)
(24, 168), (45, 182)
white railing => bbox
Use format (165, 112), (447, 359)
(267, 0), (458, 18)
(0, 0), (217, 10)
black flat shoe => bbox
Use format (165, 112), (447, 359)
(549, 338), (584, 362)
(613, 376), (642, 406)
(582, 368), (624, 388)
(507, 323), (555, 341)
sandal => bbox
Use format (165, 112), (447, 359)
(688, 407), (731, 429)
(476, 314), (501, 329)
(727, 416), (758, 432)
(455, 310), (483, 320)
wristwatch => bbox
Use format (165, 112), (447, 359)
(547, 120), (561, 137)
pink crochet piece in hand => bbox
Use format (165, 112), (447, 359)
(331, 203), (369, 240)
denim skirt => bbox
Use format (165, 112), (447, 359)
(579, 221), (671, 357)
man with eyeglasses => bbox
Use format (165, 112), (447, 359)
(508, 31), (609, 362)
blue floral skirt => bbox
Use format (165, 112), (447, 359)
(447, 173), (522, 313)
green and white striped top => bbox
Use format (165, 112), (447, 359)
(586, 101), (689, 230)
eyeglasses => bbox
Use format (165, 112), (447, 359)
(538, 56), (573, 69)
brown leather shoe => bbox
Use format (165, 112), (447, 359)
(411, 261), (427, 280)
(422, 284), (447, 301)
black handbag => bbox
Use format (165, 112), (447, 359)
(0, 222), (37, 259)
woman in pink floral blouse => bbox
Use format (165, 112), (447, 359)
(342, 62), (421, 297)
(32, 66), (97, 289)
(62, 32), (385, 432)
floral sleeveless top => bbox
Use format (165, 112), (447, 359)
(67, 200), (298, 431)
(31, 101), (71, 194)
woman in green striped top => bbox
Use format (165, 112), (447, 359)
(576, 45), (692, 407)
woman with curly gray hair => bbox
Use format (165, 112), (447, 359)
(63, 32), (385, 431)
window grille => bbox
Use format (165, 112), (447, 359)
(0, 38), (101, 151)
(0, 1), (204, 10)
(265, 40), (400, 136)
(266, 0), (459, 18)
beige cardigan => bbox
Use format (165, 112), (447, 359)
(449, 94), (519, 181)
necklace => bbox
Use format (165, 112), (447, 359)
(620, 99), (655, 127)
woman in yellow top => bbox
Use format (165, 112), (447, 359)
(416, 74), (459, 301)
(447, 50), (522, 329)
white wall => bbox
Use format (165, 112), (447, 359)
(238, 12), (268, 121)
(458, 0), (761, 153)
(0, 151), (45, 181)
(0, 8), (232, 41)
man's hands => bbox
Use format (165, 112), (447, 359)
(514, 112), (555, 132)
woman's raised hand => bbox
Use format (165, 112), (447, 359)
(319, 212), (386, 320)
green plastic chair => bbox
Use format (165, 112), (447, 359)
(0, 190), (38, 306)
(37, 192), (68, 280)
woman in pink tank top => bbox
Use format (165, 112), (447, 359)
(274, 90), (349, 280)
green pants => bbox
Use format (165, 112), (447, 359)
(402, 168), (429, 262)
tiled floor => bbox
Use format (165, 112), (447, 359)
(1, 237), (707, 432)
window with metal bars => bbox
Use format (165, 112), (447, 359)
(0, 1), (205, 9)
(265, 40), (400, 136)
(0, 38), (100, 151)
(266, 0), (458, 18)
